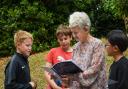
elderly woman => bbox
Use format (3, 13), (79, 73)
(68, 12), (107, 89)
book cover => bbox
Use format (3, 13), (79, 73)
(43, 60), (83, 80)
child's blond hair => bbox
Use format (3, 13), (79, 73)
(14, 30), (33, 47)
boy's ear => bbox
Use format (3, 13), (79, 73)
(83, 26), (89, 32)
(113, 45), (120, 52)
(83, 26), (87, 31)
(16, 42), (21, 47)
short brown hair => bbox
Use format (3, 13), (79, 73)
(56, 24), (72, 38)
(14, 30), (33, 47)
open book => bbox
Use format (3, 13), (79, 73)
(43, 60), (83, 80)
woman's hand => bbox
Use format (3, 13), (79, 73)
(61, 75), (72, 88)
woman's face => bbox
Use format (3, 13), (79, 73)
(71, 26), (88, 43)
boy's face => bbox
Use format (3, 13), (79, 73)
(17, 38), (33, 57)
(105, 42), (113, 56)
(57, 35), (72, 51)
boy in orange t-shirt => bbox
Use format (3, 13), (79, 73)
(44, 24), (73, 89)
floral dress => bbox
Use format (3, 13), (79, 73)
(69, 37), (107, 89)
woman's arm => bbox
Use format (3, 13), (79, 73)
(79, 42), (106, 86)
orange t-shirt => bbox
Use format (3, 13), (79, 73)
(46, 47), (72, 65)
(46, 47), (72, 89)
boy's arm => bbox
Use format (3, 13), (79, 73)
(44, 62), (62, 89)
(4, 61), (33, 89)
(79, 42), (106, 86)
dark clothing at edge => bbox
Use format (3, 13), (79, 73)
(108, 56), (128, 89)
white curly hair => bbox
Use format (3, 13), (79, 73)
(69, 11), (91, 30)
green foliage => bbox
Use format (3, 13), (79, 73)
(0, 0), (55, 57)
(103, 0), (128, 18)
(73, 0), (125, 37)
(103, 0), (128, 32)
(0, 0), (126, 57)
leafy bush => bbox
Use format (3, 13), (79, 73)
(0, 0), (56, 57)
(0, 0), (125, 57)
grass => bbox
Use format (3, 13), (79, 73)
(0, 46), (128, 89)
